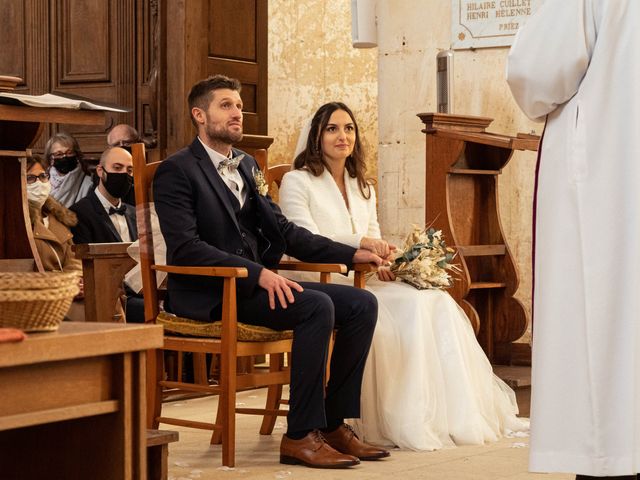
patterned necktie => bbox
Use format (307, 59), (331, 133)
(217, 154), (244, 174)
(109, 204), (127, 215)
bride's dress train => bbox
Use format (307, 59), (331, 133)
(350, 278), (528, 450)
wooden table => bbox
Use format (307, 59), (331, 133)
(0, 321), (163, 480)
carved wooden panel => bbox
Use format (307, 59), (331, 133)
(136, 0), (165, 151)
(0, 0), (50, 151)
(52, 0), (136, 157)
(0, 0), (268, 159)
(57, 1), (110, 83)
(0, 0), (49, 94)
(0, 0), (26, 81)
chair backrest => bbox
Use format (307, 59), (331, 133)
(253, 148), (292, 202)
(132, 142), (162, 323)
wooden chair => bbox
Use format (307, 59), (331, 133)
(132, 143), (346, 467)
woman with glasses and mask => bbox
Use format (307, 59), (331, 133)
(44, 132), (93, 207)
(26, 155), (84, 321)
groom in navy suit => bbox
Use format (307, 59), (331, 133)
(153, 75), (390, 468)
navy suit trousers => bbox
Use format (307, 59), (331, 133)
(237, 282), (377, 434)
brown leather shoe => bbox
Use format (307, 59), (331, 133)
(323, 424), (390, 460)
(280, 430), (360, 469)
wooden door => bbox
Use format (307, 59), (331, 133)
(208, 0), (268, 135)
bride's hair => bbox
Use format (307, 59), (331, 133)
(293, 102), (371, 199)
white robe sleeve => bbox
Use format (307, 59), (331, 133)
(506, 0), (597, 121)
(280, 171), (363, 248)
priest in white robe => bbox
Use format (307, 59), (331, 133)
(507, 0), (640, 478)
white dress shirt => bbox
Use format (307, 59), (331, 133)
(198, 137), (246, 206)
(94, 187), (132, 242)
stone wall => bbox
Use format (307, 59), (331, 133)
(376, 0), (540, 340)
(267, 0), (378, 178)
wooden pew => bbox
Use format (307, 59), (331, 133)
(74, 242), (135, 322)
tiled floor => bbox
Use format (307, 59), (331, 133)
(164, 388), (573, 480)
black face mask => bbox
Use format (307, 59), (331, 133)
(53, 155), (78, 174)
(102, 171), (133, 199)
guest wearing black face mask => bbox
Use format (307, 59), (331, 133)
(45, 132), (93, 208)
(70, 147), (143, 322)
(70, 146), (137, 245)
(106, 124), (141, 206)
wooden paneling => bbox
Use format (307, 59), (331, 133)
(136, 0), (166, 150)
(0, 0), (25, 81)
(207, 0), (268, 135)
(52, 0), (136, 157)
(209, 0), (257, 61)
(57, 1), (110, 83)
(0, 0), (268, 159)
(0, 0), (49, 98)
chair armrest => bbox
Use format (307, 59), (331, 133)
(275, 260), (347, 284)
(353, 262), (378, 289)
(152, 265), (248, 278)
(353, 262), (378, 273)
(276, 260), (347, 274)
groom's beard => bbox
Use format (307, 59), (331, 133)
(204, 120), (243, 146)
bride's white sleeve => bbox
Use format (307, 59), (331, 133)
(366, 186), (382, 240)
(280, 171), (363, 248)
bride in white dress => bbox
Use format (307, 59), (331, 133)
(279, 102), (528, 451)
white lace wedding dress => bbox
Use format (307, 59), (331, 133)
(279, 168), (529, 450)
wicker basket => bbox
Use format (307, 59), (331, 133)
(0, 272), (80, 332)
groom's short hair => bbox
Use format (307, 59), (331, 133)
(188, 75), (242, 127)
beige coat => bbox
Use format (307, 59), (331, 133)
(30, 197), (81, 273)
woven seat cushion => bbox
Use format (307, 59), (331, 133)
(157, 311), (293, 342)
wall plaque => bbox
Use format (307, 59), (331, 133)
(452, 0), (542, 50)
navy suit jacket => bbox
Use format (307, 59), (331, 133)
(153, 138), (357, 321)
(70, 190), (138, 244)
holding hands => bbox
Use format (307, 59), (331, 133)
(353, 248), (387, 267)
(360, 236), (395, 259)
(359, 237), (397, 282)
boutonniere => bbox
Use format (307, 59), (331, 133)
(252, 167), (269, 196)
